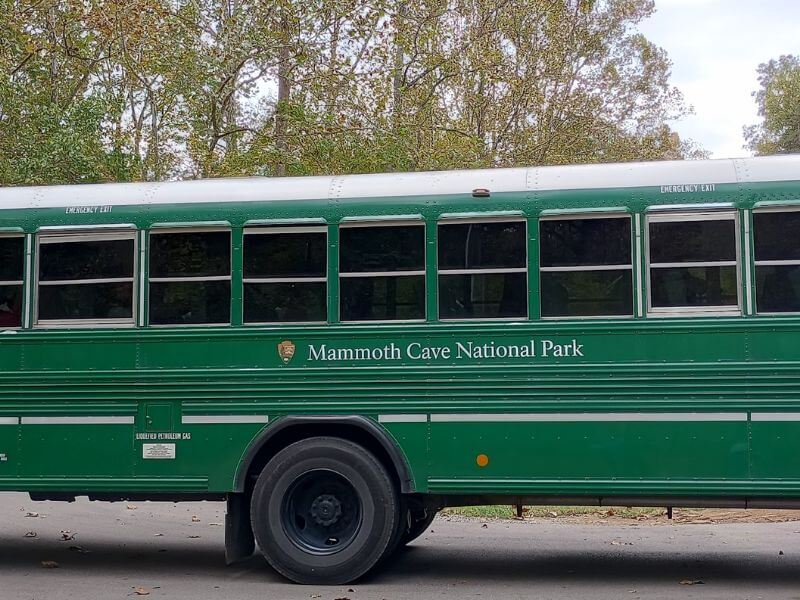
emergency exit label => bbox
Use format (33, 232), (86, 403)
(142, 443), (176, 460)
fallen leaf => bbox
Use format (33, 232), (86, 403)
(310, 595), (322, 599)
(187, 535), (201, 539)
(154, 533), (164, 537)
(23, 531), (37, 538)
(679, 580), (704, 585)
(208, 522), (222, 526)
(127, 505), (138, 510)
(60, 530), (76, 541)
(68, 545), (90, 554)
(548, 511), (558, 518)
(481, 523), (488, 529)
(191, 516), (200, 522)
(133, 588), (150, 596)
(40, 560), (59, 569)
(25, 512), (39, 518)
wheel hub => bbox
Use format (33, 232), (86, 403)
(310, 494), (343, 526)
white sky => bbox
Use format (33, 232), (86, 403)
(638, 0), (799, 158)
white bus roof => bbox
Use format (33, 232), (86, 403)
(0, 155), (797, 211)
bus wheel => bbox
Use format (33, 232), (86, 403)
(400, 508), (437, 546)
(250, 437), (399, 584)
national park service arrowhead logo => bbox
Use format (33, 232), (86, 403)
(277, 340), (296, 364)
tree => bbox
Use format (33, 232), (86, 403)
(0, 0), (701, 185)
(745, 55), (800, 155)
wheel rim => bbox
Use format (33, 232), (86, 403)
(281, 469), (363, 555)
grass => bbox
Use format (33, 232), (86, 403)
(441, 505), (664, 519)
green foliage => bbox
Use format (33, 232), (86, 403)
(0, 0), (700, 185)
(745, 55), (800, 155)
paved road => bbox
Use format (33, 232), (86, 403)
(2, 493), (800, 599)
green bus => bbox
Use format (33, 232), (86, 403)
(1, 155), (800, 583)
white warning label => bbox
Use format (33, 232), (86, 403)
(142, 443), (176, 460)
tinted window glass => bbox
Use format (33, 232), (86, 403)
(150, 231), (230, 278)
(650, 220), (735, 263)
(0, 237), (24, 281)
(754, 211), (800, 261)
(244, 282), (326, 323)
(0, 284), (22, 327)
(340, 226), (424, 272)
(438, 221), (526, 270)
(149, 281), (230, 325)
(439, 272), (527, 319)
(244, 231), (326, 278)
(541, 270), (632, 317)
(39, 239), (134, 281)
(340, 275), (424, 320)
(540, 218), (630, 267)
(650, 266), (737, 307)
(39, 282), (133, 320)
(756, 265), (800, 312)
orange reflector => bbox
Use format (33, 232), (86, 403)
(476, 454), (489, 467)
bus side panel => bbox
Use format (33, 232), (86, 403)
(427, 420), (749, 494)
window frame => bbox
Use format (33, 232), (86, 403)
(338, 219), (427, 324)
(147, 226), (232, 327)
(752, 205), (800, 316)
(0, 233), (26, 330)
(645, 210), (741, 317)
(34, 228), (138, 328)
(538, 212), (634, 320)
(242, 225), (328, 325)
(437, 216), (529, 322)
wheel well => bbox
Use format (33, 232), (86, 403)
(236, 417), (414, 495)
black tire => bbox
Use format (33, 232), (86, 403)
(250, 437), (399, 584)
(400, 508), (437, 546)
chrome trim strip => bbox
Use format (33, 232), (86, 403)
(39, 277), (134, 286)
(181, 415), (269, 424)
(23, 233), (32, 329)
(21, 416), (135, 425)
(539, 265), (632, 273)
(438, 268), (527, 275)
(0, 417), (18, 425)
(38, 224), (136, 232)
(149, 275), (231, 283)
(744, 210), (753, 315)
(138, 229), (146, 326)
(754, 259), (800, 266)
(635, 213), (644, 318)
(378, 414), (428, 423)
(244, 277), (326, 284)
(751, 413), (800, 422)
(340, 270), (425, 278)
(430, 412), (748, 423)
(650, 261), (737, 268)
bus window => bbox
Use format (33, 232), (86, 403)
(243, 226), (327, 323)
(339, 222), (425, 322)
(539, 216), (633, 317)
(754, 209), (800, 313)
(149, 230), (231, 325)
(438, 219), (527, 320)
(647, 212), (739, 313)
(0, 236), (24, 327)
(37, 232), (135, 324)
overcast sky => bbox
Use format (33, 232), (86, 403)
(638, 0), (799, 158)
